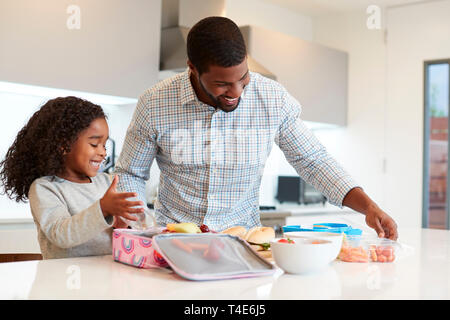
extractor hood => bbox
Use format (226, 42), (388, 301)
(159, 0), (276, 80)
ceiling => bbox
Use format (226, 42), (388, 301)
(261, 0), (438, 17)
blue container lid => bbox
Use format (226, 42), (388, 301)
(282, 225), (303, 233)
(313, 223), (349, 229)
(345, 228), (363, 236)
(282, 223), (362, 236)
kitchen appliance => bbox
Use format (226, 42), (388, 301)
(276, 176), (327, 205)
(275, 176), (300, 204)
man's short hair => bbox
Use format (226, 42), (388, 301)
(187, 16), (247, 75)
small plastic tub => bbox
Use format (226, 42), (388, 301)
(338, 235), (399, 263)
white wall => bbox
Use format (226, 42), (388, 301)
(226, 0), (313, 41)
(385, 1), (450, 228)
(313, 9), (387, 208)
(167, 0), (314, 41)
(313, 0), (450, 228)
(0, 93), (47, 219)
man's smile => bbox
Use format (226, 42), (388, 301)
(222, 96), (239, 106)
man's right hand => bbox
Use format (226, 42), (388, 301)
(100, 175), (144, 221)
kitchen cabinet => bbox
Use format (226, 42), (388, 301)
(0, 0), (161, 99)
(241, 25), (348, 126)
(0, 220), (40, 255)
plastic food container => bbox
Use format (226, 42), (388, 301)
(152, 233), (276, 281)
(282, 223), (362, 237)
(338, 235), (400, 263)
(112, 227), (168, 268)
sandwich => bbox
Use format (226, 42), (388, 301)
(221, 226), (248, 239)
(221, 226), (275, 260)
(244, 227), (275, 257)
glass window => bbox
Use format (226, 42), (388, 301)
(424, 62), (450, 229)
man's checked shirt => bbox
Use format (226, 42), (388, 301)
(115, 69), (359, 231)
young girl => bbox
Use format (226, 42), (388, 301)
(0, 96), (144, 259)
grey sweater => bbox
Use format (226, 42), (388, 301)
(28, 173), (114, 259)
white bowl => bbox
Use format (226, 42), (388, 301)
(283, 231), (343, 259)
(270, 238), (336, 274)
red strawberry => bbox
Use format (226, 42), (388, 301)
(278, 238), (295, 244)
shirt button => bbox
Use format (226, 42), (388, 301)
(208, 107), (215, 112)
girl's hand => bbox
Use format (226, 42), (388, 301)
(100, 175), (144, 222)
(112, 216), (129, 229)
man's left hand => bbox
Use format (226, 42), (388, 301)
(343, 187), (398, 241)
(364, 205), (398, 240)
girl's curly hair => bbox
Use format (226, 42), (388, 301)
(0, 96), (106, 202)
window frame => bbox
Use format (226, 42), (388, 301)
(423, 59), (450, 229)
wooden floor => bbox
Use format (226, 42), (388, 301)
(0, 253), (42, 263)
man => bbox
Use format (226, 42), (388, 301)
(115, 16), (398, 240)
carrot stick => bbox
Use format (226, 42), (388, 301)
(171, 238), (193, 253)
(186, 242), (209, 251)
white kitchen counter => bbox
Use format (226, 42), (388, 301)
(1, 227), (449, 300)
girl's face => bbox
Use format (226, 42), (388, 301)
(60, 117), (109, 183)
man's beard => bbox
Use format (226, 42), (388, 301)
(198, 77), (241, 113)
